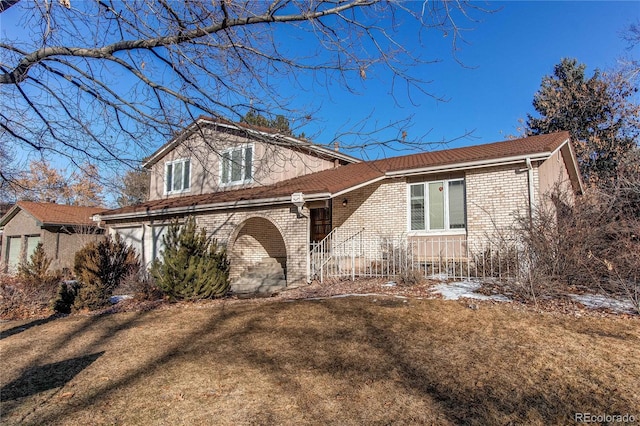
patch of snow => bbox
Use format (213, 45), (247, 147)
(569, 294), (637, 314)
(430, 274), (450, 281)
(382, 281), (397, 287)
(109, 295), (133, 304)
(430, 280), (511, 302)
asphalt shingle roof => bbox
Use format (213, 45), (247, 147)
(1, 201), (106, 227)
(101, 131), (571, 218)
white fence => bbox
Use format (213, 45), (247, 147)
(310, 229), (526, 282)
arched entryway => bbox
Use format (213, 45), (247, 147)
(228, 216), (288, 295)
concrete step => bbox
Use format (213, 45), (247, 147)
(246, 264), (284, 275)
(234, 276), (286, 287)
(260, 257), (281, 264)
(244, 271), (285, 280)
(232, 277), (286, 295)
(233, 257), (287, 296)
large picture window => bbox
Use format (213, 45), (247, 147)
(221, 145), (253, 185)
(409, 179), (466, 232)
(165, 159), (191, 194)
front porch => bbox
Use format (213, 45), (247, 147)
(310, 227), (525, 282)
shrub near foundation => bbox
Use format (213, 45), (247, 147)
(18, 242), (62, 291)
(72, 235), (140, 311)
(151, 217), (230, 300)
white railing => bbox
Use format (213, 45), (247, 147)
(310, 227), (365, 282)
(311, 231), (526, 282)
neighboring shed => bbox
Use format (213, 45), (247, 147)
(0, 202), (106, 273)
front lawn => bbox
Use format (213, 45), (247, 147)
(1, 296), (638, 425)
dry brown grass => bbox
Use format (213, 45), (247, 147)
(1, 296), (639, 425)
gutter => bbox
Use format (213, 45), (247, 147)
(98, 193), (333, 221)
(332, 176), (387, 198)
(384, 153), (551, 178)
(103, 152), (558, 222)
(526, 157), (535, 218)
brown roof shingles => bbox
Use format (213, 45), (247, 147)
(12, 201), (106, 226)
(371, 131), (569, 172)
(101, 131), (571, 218)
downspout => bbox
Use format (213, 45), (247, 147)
(306, 211), (311, 284)
(526, 157), (535, 219)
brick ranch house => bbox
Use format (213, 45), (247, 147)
(0, 202), (106, 274)
(96, 117), (583, 294)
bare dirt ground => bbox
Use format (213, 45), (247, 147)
(1, 279), (638, 425)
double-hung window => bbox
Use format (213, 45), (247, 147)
(165, 159), (191, 194)
(221, 145), (253, 185)
(409, 179), (466, 232)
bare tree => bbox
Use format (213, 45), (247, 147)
(4, 159), (104, 205)
(116, 168), (150, 207)
(621, 19), (640, 82)
(0, 0), (488, 184)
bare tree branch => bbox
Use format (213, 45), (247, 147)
(1, 0), (489, 187)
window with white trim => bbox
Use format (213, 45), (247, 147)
(221, 145), (253, 185)
(409, 179), (466, 231)
(165, 159), (191, 194)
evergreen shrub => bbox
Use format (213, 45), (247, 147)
(73, 234), (140, 310)
(151, 217), (229, 300)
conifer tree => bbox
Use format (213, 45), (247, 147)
(152, 217), (229, 300)
(73, 234), (140, 310)
(526, 58), (639, 187)
(18, 242), (61, 289)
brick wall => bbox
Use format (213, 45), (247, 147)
(465, 163), (539, 248)
(111, 205), (308, 287)
(330, 165), (540, 253)
(332, 178), (407, 239)
(229, 217), (287, 280)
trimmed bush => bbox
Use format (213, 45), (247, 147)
(73, 235), (140, 310)
(152, 217), (229, 300)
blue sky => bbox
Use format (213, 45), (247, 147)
(1, 1), (639, 183)
(294, 1), (639, 158)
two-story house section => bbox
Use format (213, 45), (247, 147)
(97, 121), (583, 296)
(143, 117), (359, 201)
(97, 117), (361, 291)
